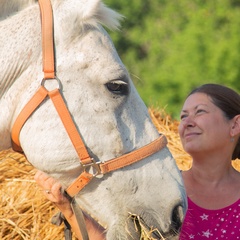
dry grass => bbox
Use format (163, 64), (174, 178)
(1, 108), (239, 239)
(148, 108), (192, 171)
(0, 150), (65, 240)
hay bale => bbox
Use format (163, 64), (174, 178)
(148, 108), (192, 170)
(1, 108), (239, 239)
(0, 150), (67, 240)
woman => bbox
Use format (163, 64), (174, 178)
(179, 84), (240, 239)
(35, 83), (240, 239)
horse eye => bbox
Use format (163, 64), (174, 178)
(105, 80), (129, 95)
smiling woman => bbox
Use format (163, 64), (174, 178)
(179, 83), (240, 240)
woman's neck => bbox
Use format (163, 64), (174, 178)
(183, 163), (240, 209)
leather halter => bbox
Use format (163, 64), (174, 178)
(11, 0), (167, 239)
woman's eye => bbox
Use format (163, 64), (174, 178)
(196, 109), (204, 113)
(180, 114), (187, 120)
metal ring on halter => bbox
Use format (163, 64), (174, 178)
(41, 77), (62, 91)
(82, 158), (103, 178)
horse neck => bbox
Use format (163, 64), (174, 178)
(0, 0), (37, 20)
(0, 3), (41, 99)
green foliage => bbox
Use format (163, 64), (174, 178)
(104, 0), (240, 119)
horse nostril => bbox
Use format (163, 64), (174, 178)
(171, 204), (185, 234)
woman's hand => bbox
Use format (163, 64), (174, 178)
(34, 170), (106, 239)
(34, 170), (73, 218)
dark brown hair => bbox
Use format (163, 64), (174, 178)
(188, 83), (240, 160)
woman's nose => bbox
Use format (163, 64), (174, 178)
(182, 115), (195, 128)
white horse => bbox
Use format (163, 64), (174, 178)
(0, 0), (187, 239)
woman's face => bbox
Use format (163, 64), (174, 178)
(178, 93), (233, 157)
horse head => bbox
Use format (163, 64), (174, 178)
(0, 0), (187, 239)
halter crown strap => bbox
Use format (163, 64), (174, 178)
(38, 0), (55, 79)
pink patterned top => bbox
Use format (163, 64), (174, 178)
(180, 197), (240, 239)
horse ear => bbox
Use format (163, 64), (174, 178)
(80, 0), (123, 30)
(53, 0), (102, 21)
(79, 0), (101, 20)
(53, 0), (123, 43)
(56, 0), (123, 30)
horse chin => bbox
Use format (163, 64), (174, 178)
(125, 206), (183, 240)
(124, 214), (180, 240)
(83, 209), (181, 240)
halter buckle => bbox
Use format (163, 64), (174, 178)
(82, 158), (102, 178)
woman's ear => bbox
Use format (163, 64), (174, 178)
(231, 115), (240, 136)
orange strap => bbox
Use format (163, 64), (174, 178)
(100, 134), (167, 174)
(12, 0), (55, 148)
(66, 172), (94, 197)
(38, 0), (55, 79)
(11, 87), (48, 152)
(11, 87), (92, 163)
(48, 89), (92, 163)
(11, 0), (93, 163)
(66, 134), (167, 197)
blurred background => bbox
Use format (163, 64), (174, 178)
(105, 0), (240, 119)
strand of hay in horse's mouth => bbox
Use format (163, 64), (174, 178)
(127, 212), (164, 240)
(1, 108), (238, 239)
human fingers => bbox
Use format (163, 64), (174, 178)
(34, 170), (56, 189)
(34, 170), (64, 203)
(34, 170), (74, 218)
